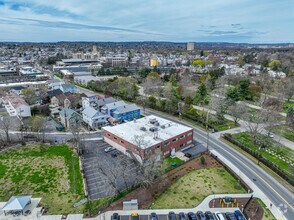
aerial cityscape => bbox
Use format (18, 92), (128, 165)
(0, 1), (293, 220)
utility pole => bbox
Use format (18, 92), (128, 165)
(178, 102), (182, 119)
(206, 111), (210, 152)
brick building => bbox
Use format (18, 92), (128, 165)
(103, 115), (194, 162)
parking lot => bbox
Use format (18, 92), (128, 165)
(81, 141), (140, 200)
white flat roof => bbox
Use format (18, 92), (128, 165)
(103, 115), (193, 149)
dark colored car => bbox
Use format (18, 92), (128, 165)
(187, 212), (197, 220)
(168, 211), (177, 220)
(178, 212), (187, 220)
(225, 212), (237, 220)
(150, 212), (158, 220)
(112, 213), (120, 220)
(234, 210), (245, 220)
(205, 211), (215, 220)
(185, 153), (192, 158)
(197, 211), (206, 220)
(111, 151), (118, 157)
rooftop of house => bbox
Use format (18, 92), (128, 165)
(1, 92), (29, 108)
(112, 103), (140, 114)
(103, 115), (193, 149)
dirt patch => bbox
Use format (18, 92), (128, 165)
(103, 153), (220, 211)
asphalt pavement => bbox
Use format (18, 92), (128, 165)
(144, 109), (294, 220)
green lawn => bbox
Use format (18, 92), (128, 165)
(150, 167), (246, 209)
(186, 109), (239, 132)
(270, 124), (294, 142)
(164, 157), (185, 170)
(0, 145), (85, 214)
(230, 133), (294, 174)
(283, 101), (294, 113)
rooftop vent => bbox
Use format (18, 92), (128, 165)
(149, 127), (158, 132)
(149, 118), (157, 124)
(140, 127), (146, 131)
(160, 125), (165, 129)
(155, 122), (160, 126)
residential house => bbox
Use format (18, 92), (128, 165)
(51, 92), (86, 109)
(47, 89), (63, 98)
(60, 108), (82, 129)
(60, 84), (78, 93)
(100, 101), (126, 115)
(82, 106), (110, 128)
(112, 103), (140, 121)
(47, 79), (65, 90)
(82, 96), (115, 110)
(1, 92), (31, 117)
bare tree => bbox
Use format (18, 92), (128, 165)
(128, 135), (164, 188)
(30, 116), (47, 142)
(0, 116), (13, 143)
(228, 102), (248, 126)
(283, 81), (294, 101)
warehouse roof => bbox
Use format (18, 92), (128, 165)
(103, 115), (193, 149)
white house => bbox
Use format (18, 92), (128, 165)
(1, 93), (31, 117)
(82, 106), (110, 128)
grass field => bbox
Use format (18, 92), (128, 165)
(270, 124), (294, 142)
(230, 133), (294, 174)
(150, 167), (246, 209)
(283, 101), (294, 113)
(0, 145), (85, 214)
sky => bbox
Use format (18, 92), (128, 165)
(0, 0), (293, 43)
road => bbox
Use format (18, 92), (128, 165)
(144, 109), (294, 220)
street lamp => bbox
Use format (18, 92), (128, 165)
(206, 111), (210, 152)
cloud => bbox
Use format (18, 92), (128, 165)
(0, 0), (293, 42)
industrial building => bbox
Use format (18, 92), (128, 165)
(103, 115), (194, 162)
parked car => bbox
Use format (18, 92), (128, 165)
(187, 212), (197, 220)
(234, 210), (245, 220)
(111, 151), (118, 157)
(131, 212), (139, 220)
(150, 212), (158, 220)
(168, 211), (177, 220)
(104, 146), (115, 153)
(178, 212), (187, 220)
(112, 213), (120, 220)
(184, 153), (192, 158)
(225, 212), (237, 220)
(215, 212), (226, 220)
(196, 211), (206, 220)
(267, 132), (274, 138)
(205, 211), (215, 220)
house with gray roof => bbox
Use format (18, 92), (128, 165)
(59, 108), (82, 128)
(82, 106), (110, 128)
(100, 100), (126, 114)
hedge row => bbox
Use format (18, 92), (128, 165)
(223, 133), (294, 186)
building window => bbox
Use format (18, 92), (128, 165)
(187, 140), (192, 144)
(172, 138), (178, 142)
(164, 142), (169, 146)
(107, 133), (110, 137)
(120, 140), (124, 145)
(188, 132), (193, 136)
(164, 151), (170, 155)
(180, 135), (185, 139)
(180, 143), (185, 147)
(113, 137), (117, 140)
(156, 145), (160, 149)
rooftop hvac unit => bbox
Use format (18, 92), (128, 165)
(161, 125), (165, 129)
(149, 127), (158, 132)
(140, 127), (146, 131)
(155, 122), (160, 126)
(149, 118), (157, 124)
